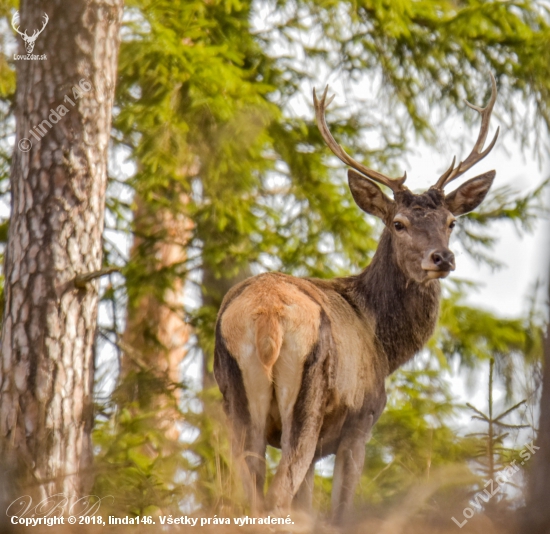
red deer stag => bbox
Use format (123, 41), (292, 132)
(214, 74), (499, 522)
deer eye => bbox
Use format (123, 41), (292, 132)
(449, 221), (456, 230)
(393, 221), (405, 231)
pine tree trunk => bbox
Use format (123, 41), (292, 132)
(0, 0), (123, 497)
(121, 196), (192, 439)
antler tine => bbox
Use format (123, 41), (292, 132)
(11, 12), (24, 36)
(313, 85), (407, 193)
(39, 13), (49, 32)
(434, 73), (499, 190)
(30, 13), (49, 38)
(438, 155), (456, 185)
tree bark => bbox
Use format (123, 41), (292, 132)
(0, 0), (123, 497)
(521, 248), (550, 532)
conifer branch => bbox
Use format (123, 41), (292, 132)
(74, 267), (120, 288)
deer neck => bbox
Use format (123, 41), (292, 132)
(350, 229), (441, 374)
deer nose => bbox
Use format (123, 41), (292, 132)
(431, 250), (455, 271)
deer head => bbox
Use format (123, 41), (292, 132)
(12, 11), (49, 54)
(314, 74), (499, 284)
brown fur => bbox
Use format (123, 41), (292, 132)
(254, 310), (283, 378)
(213, 169), (496, 521)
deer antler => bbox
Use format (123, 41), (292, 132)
(434, 73), (499, 190)
(11, 11), (25, 37)
(313, 86), (407, 194)
(34, 13), (49, 37)
(11, 12), (48, 40)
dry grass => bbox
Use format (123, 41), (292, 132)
(3, 466), (525, 534)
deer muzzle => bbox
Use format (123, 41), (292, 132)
(421, 249), (456, 278)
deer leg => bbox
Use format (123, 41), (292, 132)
(239, 379), (273, 513)
(292, 461), (315, 512)
(215, 329), (272, 513)
(266, 397), (325, 514)
(266, 333), (330, 514)
(231, 420), (268, 514)
(330, 411), (373, 524)
(331, 387), (386, 525)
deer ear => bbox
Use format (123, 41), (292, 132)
(445, 170), (495, 216)
(348, 169), (393, 221)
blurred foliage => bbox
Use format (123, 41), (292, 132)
(0, 0), (548, 520)
(358, 368), (481, 507)
(431, 287), (543, 399)
(466, 359), (530, 485)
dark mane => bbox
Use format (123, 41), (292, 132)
(348, 229), (441, 372)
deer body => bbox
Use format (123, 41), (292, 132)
(214, 76), (499, 522)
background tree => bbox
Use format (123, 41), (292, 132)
(0, 0), (123, 497)
(522, 246), (550, 533)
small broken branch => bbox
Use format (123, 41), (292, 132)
(74, 266), (120, 289)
